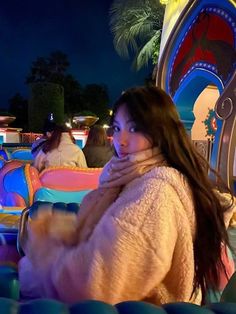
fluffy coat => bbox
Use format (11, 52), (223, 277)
(33, 133), (87, 171)
(19, 166), (201, 304)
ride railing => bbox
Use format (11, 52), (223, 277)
(192, 139), (213, 163)
(20, 132), (41, 144)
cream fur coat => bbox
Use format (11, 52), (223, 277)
(19, 166), (200, 304)
(33, 133), (87, 172)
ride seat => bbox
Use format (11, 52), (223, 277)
(0, 163), (40, 207)
(34, 166), (102, 203)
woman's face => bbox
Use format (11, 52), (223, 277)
(112, 104), (152, 158)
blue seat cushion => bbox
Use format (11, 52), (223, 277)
(34, 187), (91, 204)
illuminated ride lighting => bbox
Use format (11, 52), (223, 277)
(159, 0), (178, 5)
(160, 0), (170, 4)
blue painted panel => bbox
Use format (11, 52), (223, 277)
(4, 167), (29, 202)
(165, 1), (236, 93)
(174, 68), (224, 132)
(11, 150), (33, 161)
(34, 187), (91, 204)
(75, 139), (83, 149)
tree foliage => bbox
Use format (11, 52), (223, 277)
(81, 84), (110, 124)
(8, 93), (29, 131)
(25, 51), (110, 123)
(26, 51), (70, 84)
(110, 0), (164, 71)
(28, 82), (64, 133)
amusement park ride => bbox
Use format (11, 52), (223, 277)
(157, 0), (236, 194)
(0, 115), (99, 150)
(0, 116), (22, 144)
(0, 0), (235, 196)
(0, 0), (235, 310)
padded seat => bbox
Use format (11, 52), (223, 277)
(0, 297), (234, 313)
(70, 300), (118, 314)
(19, 299), (69, 314)
(0, 297), (19, 314)
(0, 148), (10, 161)
(39, 166), (102, 191)
(28, 201), (80, 218)
(0, 157), (5, 169)
(116, 301), (166, 314)
(10, 149), (33, 162)
(34, 187), (91, 204)
(207, 302), (236, 314)
(0, 163), (40, 207)
(0, 265), (19, 300)
(33, 166), (101, 204)
(163, 302), (213, 313)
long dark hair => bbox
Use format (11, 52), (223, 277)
(43, 125), (75, 153)
(111, 86), (233, 302)
(85, 125), (109, 146)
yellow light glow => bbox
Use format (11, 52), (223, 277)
(65, 122), (72, 128)
(160, 0), (170, 4)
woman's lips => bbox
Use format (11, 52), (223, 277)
(117, 151), (128, 158)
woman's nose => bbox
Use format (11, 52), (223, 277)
(118, 131), (128, 146)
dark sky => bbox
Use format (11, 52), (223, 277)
(0, 0), (150, 109)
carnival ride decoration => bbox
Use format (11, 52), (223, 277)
(157, 0), (236, 193)
(203, 108), (217, 140)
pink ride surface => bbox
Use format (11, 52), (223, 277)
(39, 166), (102, 191)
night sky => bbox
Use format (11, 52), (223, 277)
(0, 0), (151, 109)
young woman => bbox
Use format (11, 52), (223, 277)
(83, 125), (113, 167)
(33, 125), (87, 171)
(19, 86), (234, 305)
(31, 119), (56, 158)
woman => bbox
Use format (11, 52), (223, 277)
(33, 125), (87, 171)
(83, 125), (113, 167)
(19, 86), (234, 305)
(31, 120), (56, 158)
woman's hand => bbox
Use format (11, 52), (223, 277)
(24, 210), (79, 261)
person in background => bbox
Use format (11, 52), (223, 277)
(33, 124), (87, 172)
(19, 86), (234, 305)
(83, 125), (113, 167)
(31, 120), (56, 158)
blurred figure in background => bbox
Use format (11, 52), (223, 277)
(31, 119), (56, 158)
(83, 125), (113, 167)
(33, 125), (87, 172)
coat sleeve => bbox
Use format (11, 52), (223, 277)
(76, 149), (87, 168)
(21, 181), (179, 304)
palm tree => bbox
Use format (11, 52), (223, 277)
(110, 0), (164, 72)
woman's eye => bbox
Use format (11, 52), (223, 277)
(112, 125), (120, 132)
(130, 126), (137, 133)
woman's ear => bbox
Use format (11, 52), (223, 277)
(46, 131), (52, 138)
